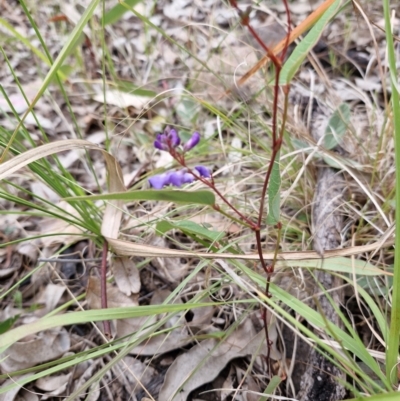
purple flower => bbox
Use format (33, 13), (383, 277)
(148, 172), (173, 189)
(154, 126), (181, 151)
(183, 132), (200, 151)
(194, 165), (211, 177)
(149, 169), (195, 189)
(154, 134), (168, 151)
(169, 170), (194, 187)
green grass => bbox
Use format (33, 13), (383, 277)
(0, 0), (398, 399)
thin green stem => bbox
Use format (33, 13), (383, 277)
(383, 0), (400, 386)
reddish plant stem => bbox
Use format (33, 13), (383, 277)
(280, 0), (292, 61)
(101, 239), (111, 336)
(244, 21), (282, 69)
(172, 153), (258, 229)
(257, 112), (282, 228)
(230, 0), (292, 373)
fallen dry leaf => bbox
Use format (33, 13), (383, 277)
(36, 372), (71, 394)
(150, 237), (190, 283)
(158, 319), (275, 401)
(0, 327), (70, 371)
(93, 89), (150, 110)
(112, 256), (141, 296)
(86, 276), (140, 338)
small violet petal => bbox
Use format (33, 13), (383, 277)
(168, 170), (194, 187)
(183, 131), (200, 151)
(182, 172), (195, 184)
(168, 128), (181, 148)
(194, 165), (211, 178)
(148, 172), (171, 189)
(154, 140), (168, 151)
(153, 127), (181, 151)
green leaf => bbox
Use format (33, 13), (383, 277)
(113, 80), (156, 98)
(291, 138), (365, 171)
(176, 98), (199, 124)
(357, 275), (393, 296)
(266, 151), (281, 225)
(65, 190), (216, 206)
(0, 315), (20, 335)
(280, 0), (342, 84)
(347, 392), (400, 401)
(103, 0), (143, 26)
(0, 302), (223, 354)
(324, 103), (351, 150)
(241, 258), (390, 390)
(57, 64), (75, 80)
(0, 17), (53, 69)
(156, 220), (224, 242)
(4, 0), (101, 157)
(259, 375), (282, 401)
(383, 0), (400, 384)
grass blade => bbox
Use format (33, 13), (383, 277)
(383, 0), (400, 385)
(103, 0), (143, 25)
(65, 189), (216, 206)
(0, 0), (101, 162)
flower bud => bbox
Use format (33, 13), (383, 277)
(194, 165), (211, 177)
(183, 132), (200, 151)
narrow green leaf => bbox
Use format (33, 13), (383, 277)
(156, 220), (224, 242)
(65, 190), (216, 206)
(0, 302), (223, 354)
(383, 0), (400, 385)
(103, 0), (143, 25)
(113, 80), (156, 98)
(280, 0), (342, 84)
(3, 0), (101, 157)
(270, 283), (389, 387)
(0, 17), (53, 67)
(238, 263), (390, 389)
(259, 375), (281, 401)
(347, 392), (400, 401)
(324, 103), (351, 150)
(292, 138), (365, 170)
(266, 151), (281, 225)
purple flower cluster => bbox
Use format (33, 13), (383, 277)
(149, 166), (211, 189)
(149, 126), (211, 189)
(154, 126), (200, 153)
